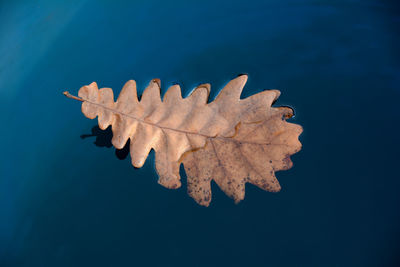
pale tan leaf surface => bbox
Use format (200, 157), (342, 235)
(64, 75), (302, 206)
(181, 77), (302, 206)
(69, 79), (234, 189)
(182, 111), (302, 206)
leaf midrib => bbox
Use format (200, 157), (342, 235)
(73, 94), (291, 147)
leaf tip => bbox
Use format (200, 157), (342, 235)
(197, 83), (211, 95)
(270, 89), (281, 103)
(152, 78), (161, 88)
(131, 157), (145, 168)
(236, 73), (248, 83)
(234, 198), (243, 204)
(89, 81), (98, 88)
(124, 79), (137, 88)
(199, 201), (211, 207)
(158, 176), (182, 189)
(272, 183), (282, 192)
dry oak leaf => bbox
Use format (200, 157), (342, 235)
(64, 75), (302, 206)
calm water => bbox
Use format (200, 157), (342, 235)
(1, 0), (400, 266)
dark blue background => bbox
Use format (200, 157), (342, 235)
(1, 0), (400, 266)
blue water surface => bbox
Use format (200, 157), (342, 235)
(1, 0), (400, 266)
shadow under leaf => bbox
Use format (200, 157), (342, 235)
(80, 125), (130, 160)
